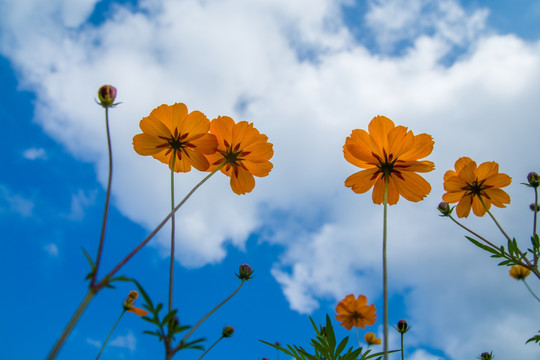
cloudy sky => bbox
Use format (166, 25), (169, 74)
(1, 0), (540, 359)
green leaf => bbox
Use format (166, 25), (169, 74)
(335, 336), (349, 357)
(465, 236), (501, 256)
(531, 234), (540, 249)
(81, 247), (95, 267)
(132, 279), (155, 312)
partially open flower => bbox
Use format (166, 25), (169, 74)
(123, 290), (149, 316)
(364, 332), (381, 345)
(509, 265), (530, 280)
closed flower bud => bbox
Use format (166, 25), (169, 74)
(530, 203), (539, 212)
(478, 351), (494, 360)
(222, 325), (234, 338)
(396, 319), (410, 334)
(437, 201), (452, 216)
(236, 264), (254, 280)
(527, 172), (540, 188)
(97, 85), (117, 108)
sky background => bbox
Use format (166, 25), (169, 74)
(1, 0), (540, 359)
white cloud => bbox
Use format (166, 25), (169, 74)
(86, 337), (102, 348)
(2, 0), (540, 359)
(22, 147), (47, 160)
(0, 184), (34, 217)
(62, 189), (97, 221)
(110, 331), (136, 352)
(44, 243), (59, 257)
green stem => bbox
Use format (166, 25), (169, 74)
(355, 327), (361, 348)
(400, 332), (405, 360)
(383, 176), (389, 360)
(448, 215), (500, 250)
(522, 279), (540, 302)
(480, 197), (512, 243)
(47, 289), (96, 360)
(180, 280), (245, 345)
(95, 163), (226, 291)
(95, 310), (126, 359)
(196, 336), (224, 360)
(533, 187), (538, 265)
(92, 107), (113, 288)
(169, 151), (176, 313)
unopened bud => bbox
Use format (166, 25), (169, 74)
(437, 202), (452, 216)
(396, 319), (410, 334)
(478, 351), (494, 360)
(236, 264), (254, 280)
(222, 325), (234, 338)
(97, 85), (117, 108)
(530, 203), (539, 212)
(527, 172), (540, 188)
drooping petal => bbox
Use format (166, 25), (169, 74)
(472, 195), (488, 216)
(230, 166), (256, 195)
(394, 172), (431, 202)
(455, 195), (473, 218)
(345, 168), (379, 194)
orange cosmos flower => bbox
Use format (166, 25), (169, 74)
(335, 294), (377, 330)
(344, 116), (434, 205)
(205, 116), (273, 195)
(133, 103), (218, 172)
(509, 265), (531, 280)
(123, 290), (148, 316)
(442, 157), (511, 218)
(364, 332), (381, 345)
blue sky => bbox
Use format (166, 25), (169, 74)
(1, 0), (540, 359)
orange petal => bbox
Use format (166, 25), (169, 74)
(455, 195), (473, 218)
(230, 166), (256, 194)
(133, 134), (169, 156)
(345, 168), (379, 194)
(128, 306), (149, 316)
(401, 133), (434, 160)
(182, 110), (211, 139)
(476, 161), (499, 181)
(368, 116), (395, 152)
(394, 172), (431, 202)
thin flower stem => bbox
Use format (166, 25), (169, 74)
(522, 279), (540, 303)
(480, 197), (512, 243)
(448, 215), (499, 250)
(95, 163), (226, 291)
(92, 107), (113, 288)
(95, 310), (126, 359)
(400, 332), (405, 360)
(355, 327), (361, 348)
(382, 176), (389, 360)
(180, 280), (245, 345)
(47, 289), (96, 360)
(533, 188), (538, 265)
(196, 336), (224, 360)
(169, 152), (176, 313)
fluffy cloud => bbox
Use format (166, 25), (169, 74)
(2, 0), (540, 358)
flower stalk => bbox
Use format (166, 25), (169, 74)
(169, 151), (177, 313)
(383, 175), (389, 360)
(95, 310), (126, 359)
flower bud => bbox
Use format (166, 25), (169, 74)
(97, 85), (117, 108)
(477, 351), (493, 360)
(222, 325), (234, 338)
(437, 201), (452, 216)
(236, 264), (254, 280)
(527, 172), (540, 188)
(396, 319), (410, 334)
(509, 265), (530, 280)
(530, 203), (539, 212)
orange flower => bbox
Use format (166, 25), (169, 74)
(335, 294), (377, 330)
(123, 290), (148, 316)
(442, 157), (511, 218)
(205, 116), (273, 195)
(133, 103), (218, 172)
(344, 116), (434, 205)
(509, 265), (530, 280)
(364, 332), (381, 345)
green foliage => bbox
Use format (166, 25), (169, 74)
(526, 331), (540, 345)
(132, 280), (205, 353)
(261, 315), (395, 360)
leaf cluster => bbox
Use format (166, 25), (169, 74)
(261, 315), (390, 360)
(133, 280), (205, 355)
